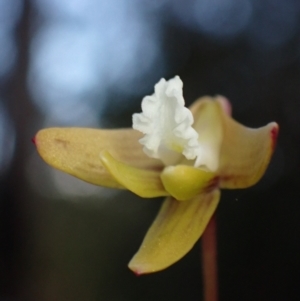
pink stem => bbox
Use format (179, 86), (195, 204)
(201, 214), (218, 301)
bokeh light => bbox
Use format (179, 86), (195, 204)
(0, 0), (22, 77)
(28, 0), (165, 127)
(246, 0), (299, 50)
(193, 0), (252, 39)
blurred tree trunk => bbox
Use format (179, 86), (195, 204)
(1, 0), (40, 298)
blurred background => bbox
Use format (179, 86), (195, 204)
(0, 0), (299, 300)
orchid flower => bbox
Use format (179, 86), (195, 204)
(34, 76), (278, 275)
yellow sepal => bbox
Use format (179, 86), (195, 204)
(128, 190), (220, 274)
(35, 128), (163, 189)
(189, 97), (279, 189)
(217, 104), (279, 189)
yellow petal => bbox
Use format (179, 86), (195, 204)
(35, 128), (163, 189)
(100, 150), (168, 198)
(217, 101), (279, 189)
(189, 97), (279, 189)
(128, 190), (220, 274)
(160, 165), (217, 201)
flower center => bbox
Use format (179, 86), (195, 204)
(132, 76), (202, 166)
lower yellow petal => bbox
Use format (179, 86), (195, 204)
(100, 151), (168, 198)
(128, 190), (220, 274)
(35, 128), (163, 189)
(160, 165), (217, 201)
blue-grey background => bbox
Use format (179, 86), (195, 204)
(0, 0), (298, 300)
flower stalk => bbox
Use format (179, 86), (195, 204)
(201, 214), (218, 301)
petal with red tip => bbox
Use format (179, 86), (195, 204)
(35, 128), (163, 189)
(128, 189), (220, 274)
(218, 113), (279, 189)
(189, 97), (278, 189)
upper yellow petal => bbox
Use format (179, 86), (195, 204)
(100, 150), (168, 198)
(35, 128), (163, 189)
(217, 108), (278, 189)
(128, 190), (220, 274)
(189, 97), (278, 189)
(160, 165), (217, 201)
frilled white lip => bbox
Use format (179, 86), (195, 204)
(132, 76), (209, 168)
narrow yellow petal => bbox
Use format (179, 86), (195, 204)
(100, 150), (168, 198)
(160, 165), (217, 201)
(35, 128), (163, 189)
(218, 112), (279, 189)
(128, 190), (220, 274)
(189, 97), (224, 171)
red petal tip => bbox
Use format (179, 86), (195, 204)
(133, 270), (143, 277)
(217, 95), (232, 116)
(270, 124), (279, 152)
(129, 266), (146, 276)
(31, 137), (36, 145)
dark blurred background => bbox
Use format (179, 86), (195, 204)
(0, 0), (299, 300)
